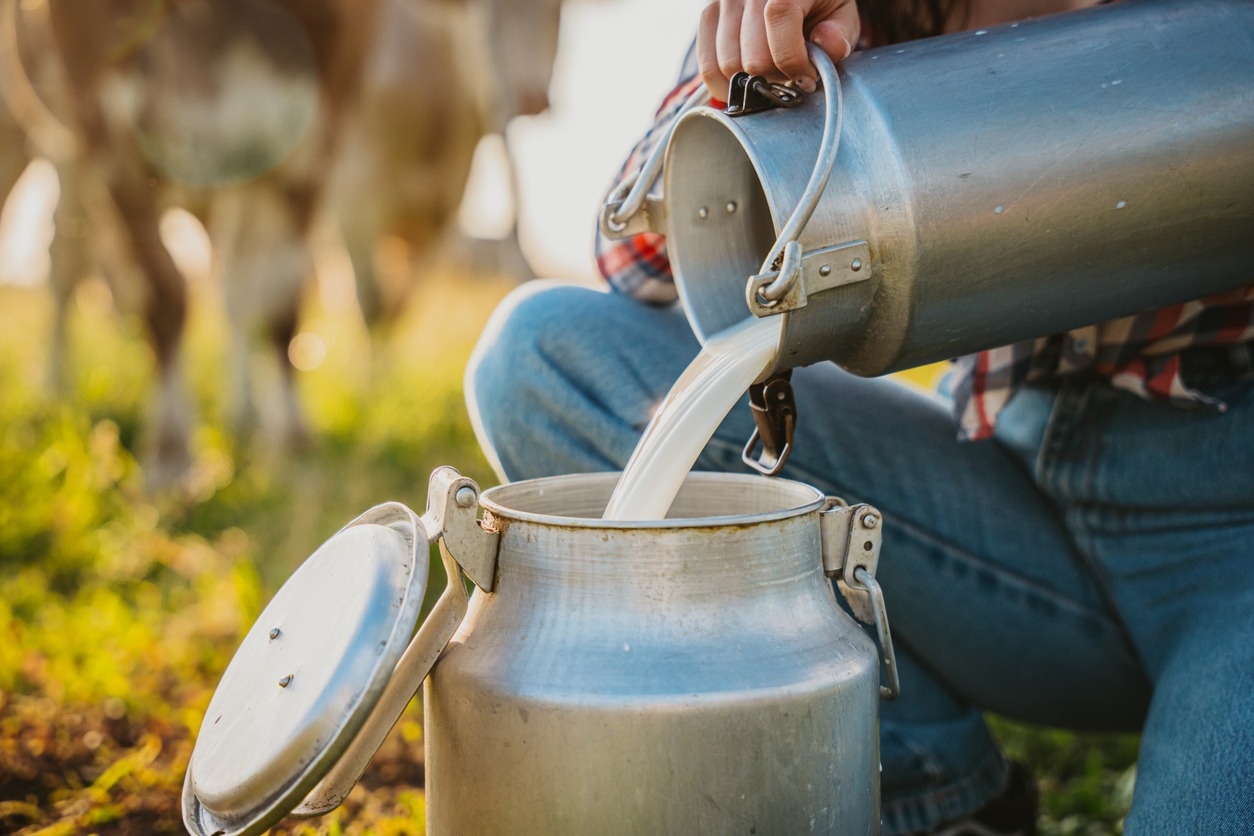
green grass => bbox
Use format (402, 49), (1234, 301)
(0, 275), (1137, 834)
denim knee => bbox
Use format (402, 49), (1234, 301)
(465, 281), (607, 480)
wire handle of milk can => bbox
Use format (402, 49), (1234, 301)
(290, 468), (501, 819)
(746, 44), (851, 316)
(599, 84), (711, 240)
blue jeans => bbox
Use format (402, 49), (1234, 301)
(465, 282), (1254, 835)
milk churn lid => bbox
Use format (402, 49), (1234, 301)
(182, 503), (429, 836)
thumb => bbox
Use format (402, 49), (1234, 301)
(763, 0), (858, 91)
(810, 1), (858, 65)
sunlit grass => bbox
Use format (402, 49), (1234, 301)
(0, 275), (1136, 834)
(0, 273), (503, 835)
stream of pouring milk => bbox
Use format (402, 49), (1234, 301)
(602, 316), (782, 521)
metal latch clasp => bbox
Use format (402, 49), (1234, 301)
(725, 71), (803, 116)
(742, 371), (796, 476)
(820, 500), (900, 701)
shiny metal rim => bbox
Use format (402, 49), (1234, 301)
(479, 471), (825, 528)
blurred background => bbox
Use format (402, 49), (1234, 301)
(0, 0), (1136, 833)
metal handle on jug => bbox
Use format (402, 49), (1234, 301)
(599, 84), (710, 240)
(290, 468), (500, 818)
(745, 43), (846, 315)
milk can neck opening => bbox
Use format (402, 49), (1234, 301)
(666, 110), (778, 343)
(479, 472), (824, 528)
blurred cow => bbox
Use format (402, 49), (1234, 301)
(0, 55), (27, 238)
(331, 0), (563, 325)
(4, 0), (566, 488)
(3, 0), (375, 487)
(0, 3), (116, 390)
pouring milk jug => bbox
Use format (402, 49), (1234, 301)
(604, 0), (1254, 473)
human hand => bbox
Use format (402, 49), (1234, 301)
(696, 0), (859, 100)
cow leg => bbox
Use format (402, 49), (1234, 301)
(45, 158), (99, 393)
(330, 107), (407, 329)
(267, 293), (309, 451)
(39, 1), (202, 489)
(207, 187), (257, 439)
(1, 2), (77, 392)
(0, 112), (28, 226)
(449, 133), (534, 282)
(339, 196), (389, 326)
(212, 182), (313, 450)
(108, 178), (194, 489)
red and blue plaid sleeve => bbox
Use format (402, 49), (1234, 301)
(594, 47), (703, 304)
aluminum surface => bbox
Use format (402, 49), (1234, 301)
(184, 511), (424, 836)
(428, 472), (881, 835)
(666, 0), (1254, 376)
(290, 469), (498, 817)
(184, 471), (888, 835)
(184, 468), (499, 835)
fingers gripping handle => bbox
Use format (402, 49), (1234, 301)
(291, 468), (499, 818)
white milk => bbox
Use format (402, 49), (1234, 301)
(603, 316), (781, 521)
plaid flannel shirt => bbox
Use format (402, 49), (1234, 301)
(594, 39), (1254, 440)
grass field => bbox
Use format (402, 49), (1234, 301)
(0, 273), (1138, 835)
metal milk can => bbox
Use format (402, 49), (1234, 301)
(183, 467), (899, 835)
(603, 0), (1254, 378)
